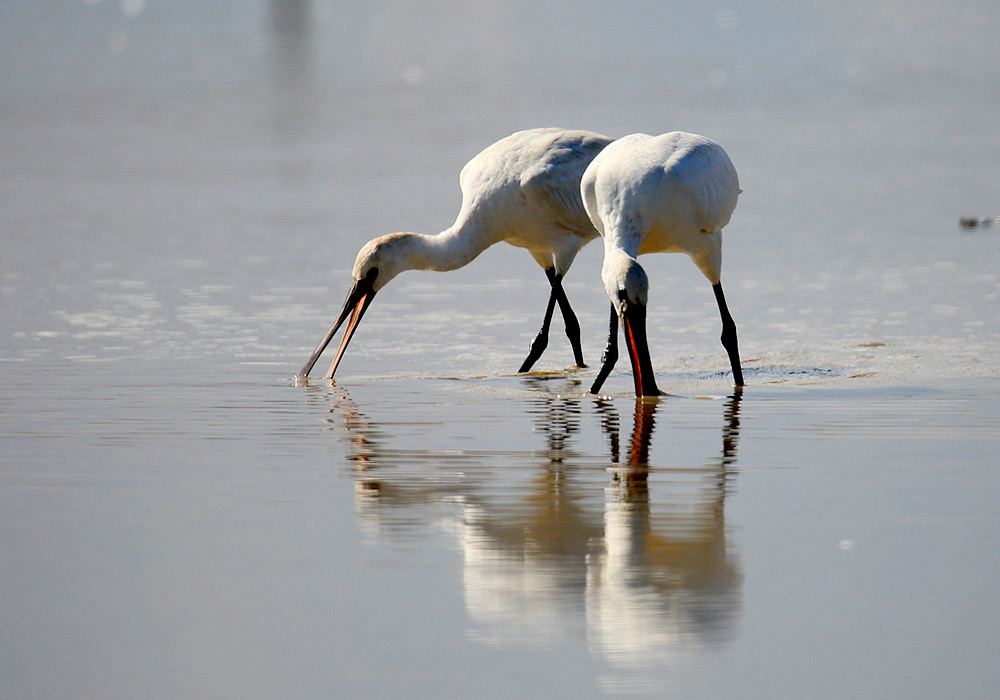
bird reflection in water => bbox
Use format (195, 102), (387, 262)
(311, 381), (743, 674)
(588, 395), (742, 685)
(309, 384), (456, 542)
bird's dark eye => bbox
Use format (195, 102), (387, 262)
(616, 288), (630, 312)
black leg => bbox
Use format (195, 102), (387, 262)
(552, 274), (586, 367)
(518, 270), (560, 373)
(589, 303), (619, 394)
(713, 282), (744, 387)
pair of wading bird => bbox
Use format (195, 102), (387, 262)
(298, 128), (744, 398)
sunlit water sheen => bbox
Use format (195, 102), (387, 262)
(3, 1), (1000, 699)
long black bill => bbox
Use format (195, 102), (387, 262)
(621, 303), (661, 398)
(297, 275), (377, 379)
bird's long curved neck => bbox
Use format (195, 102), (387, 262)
(603, 230), (641, 261)
(407, 225), (492, 272)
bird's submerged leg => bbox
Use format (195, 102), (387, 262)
(713, 282), (744, 387)
(518, 269), (560, 373)
(589, 303), (619, 394)
(551, 271), (587, 368)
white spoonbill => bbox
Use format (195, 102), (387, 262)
(582, 132), (744, 397)
(298, 128), (613, 379)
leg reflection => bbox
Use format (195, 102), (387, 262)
(586, 395), (744, 676)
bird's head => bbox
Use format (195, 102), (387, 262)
(352, 231), (430, 292)
(601, 248), (661, 397)
(297, 232), (419, 380)
(602, 248), (649, 316)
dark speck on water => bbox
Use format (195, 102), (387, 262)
(960, 216), (999, 230)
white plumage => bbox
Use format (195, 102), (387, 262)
(581, 132), (744, 397)
(298, 128), (613, 379)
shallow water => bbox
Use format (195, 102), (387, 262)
(4, 369), (999, 699)
(3, 1), (1000, 698)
